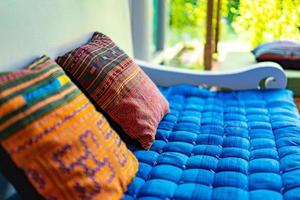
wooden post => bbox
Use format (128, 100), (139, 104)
(204, 0), (214, 70)
(214, 0), (221, 53)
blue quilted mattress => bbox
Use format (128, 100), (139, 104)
(124, 85), (300, 200)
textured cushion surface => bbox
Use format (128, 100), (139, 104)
(124, 85), (300, 200)
(0, 56), (138, 200)
(56, 32), (169, 149)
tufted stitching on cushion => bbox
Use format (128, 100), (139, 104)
(124, 86), (300, 200)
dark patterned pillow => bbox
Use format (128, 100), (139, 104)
(252, 40), (300, 70)
(56, 32), (169, 149)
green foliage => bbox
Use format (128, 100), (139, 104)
(168, 0), (300, 70)
(169, 0), (230, 42)
(169, 0), (300, 47)
(233, 0), (300, 47)
(224, 0), (240, 26)
(169, 0), (207, 40)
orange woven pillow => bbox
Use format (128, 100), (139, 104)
(56, 32), (169, 149)
(0, 56), (138, 200)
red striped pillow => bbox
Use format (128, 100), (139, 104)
(56, 32), (169, 149)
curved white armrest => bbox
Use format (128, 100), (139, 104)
(136, 59), (287, 90)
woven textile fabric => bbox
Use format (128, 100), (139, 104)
(0, 56), (138, 200)
(124, 85), (300, 200)
(56, 32), (169, 149)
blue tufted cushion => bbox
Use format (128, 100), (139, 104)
(124, 85), (300, 200)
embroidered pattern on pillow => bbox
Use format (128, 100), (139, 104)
(0, 56), (138, 200)
(56, 32), (169, 149)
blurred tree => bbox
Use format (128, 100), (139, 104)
(225, 0), (240, 26)
(167, 0), (300, 70)
(169, 0), (206, 41)
(169, 0), (232, 43)
(233, 0), (300, 47)
(169, 0), (300, 47)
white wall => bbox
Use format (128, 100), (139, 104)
(0, 0), (133, 71)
